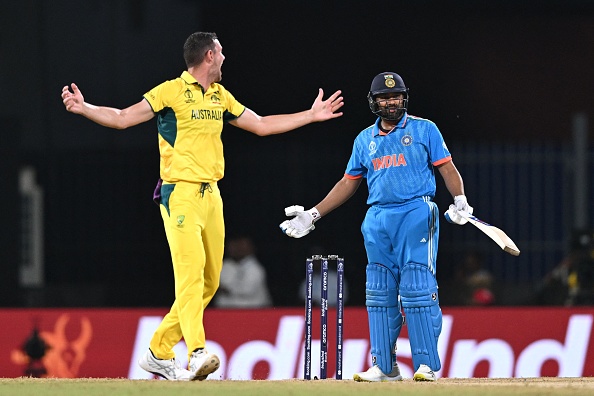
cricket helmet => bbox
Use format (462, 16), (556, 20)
(367, 72), (409, 121)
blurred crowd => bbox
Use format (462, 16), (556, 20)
(535, 229), (594, 306)
(213, 229), (594, 308)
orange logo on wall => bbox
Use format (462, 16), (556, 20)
(11, 314), (93, 377)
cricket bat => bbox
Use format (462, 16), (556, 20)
(458, 211), (520, 256)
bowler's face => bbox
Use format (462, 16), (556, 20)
(212, 39), (225, 82)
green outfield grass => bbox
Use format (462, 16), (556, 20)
(1, 377), (594, 396)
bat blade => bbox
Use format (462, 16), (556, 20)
(458, 212), (520, 256)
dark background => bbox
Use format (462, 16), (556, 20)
(1, 0), (593, 307)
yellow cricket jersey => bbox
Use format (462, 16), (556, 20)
(143, 71), (245, 183)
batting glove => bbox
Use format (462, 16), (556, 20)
(279, 205), (321, 238)
(444, 195), (473, 225)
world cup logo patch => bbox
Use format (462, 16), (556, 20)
(401, 135), (413, 146)
(184, 89), (195, 103)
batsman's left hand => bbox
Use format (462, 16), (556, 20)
(279, 205), (321, 238)
(444, 195), (473, 225)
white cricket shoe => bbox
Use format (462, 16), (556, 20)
(413, 364), (437, 381)
(138, 349), (196, 381)
(353, 363), (403, 382)
(188, 349), (220, 381)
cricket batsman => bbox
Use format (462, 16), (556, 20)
(280, 71), (473, 381)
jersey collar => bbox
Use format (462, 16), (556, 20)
(372, 112), (408, 137)
(180, 71), (207, 92)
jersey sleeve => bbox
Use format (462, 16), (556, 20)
(427, 122), (452, 166)
(345, 139), (367, 179)
(143, 80), (172, 113)
(220, 86), (246, 123)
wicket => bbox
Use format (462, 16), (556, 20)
(304, 255), (344, 380)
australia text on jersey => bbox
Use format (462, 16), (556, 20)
(191, 109), (223, 120)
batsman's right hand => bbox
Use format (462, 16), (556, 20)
(279, 205), (321, 238)
(444, 195), (473, 225)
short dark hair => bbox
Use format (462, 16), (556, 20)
(183, 32), (218, 68)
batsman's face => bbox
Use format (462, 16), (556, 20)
(375, 93), (404, 116)
(376, 93), (403, 106)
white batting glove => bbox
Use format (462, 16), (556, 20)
(279, 205), (321, 238)
(444, 195), (473, 225)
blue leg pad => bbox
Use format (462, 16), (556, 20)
(366, 263), (402, 374)
(400, 263), (442, 372)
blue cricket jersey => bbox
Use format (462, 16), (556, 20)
(345, 113), (452, 206)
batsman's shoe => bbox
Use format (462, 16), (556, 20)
(353, 363), (403, 382)
(138, 349), (195, 381)
(413, 364), (437, 382)
(189, 349), (220, 381)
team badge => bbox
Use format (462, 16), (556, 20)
(368, 141), (377, 156)
(384, 75), (396, 88)
(401, 135), (413, 146)
(177, 215), (185, 226)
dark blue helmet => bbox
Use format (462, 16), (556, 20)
(367, 72), (409, 121)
